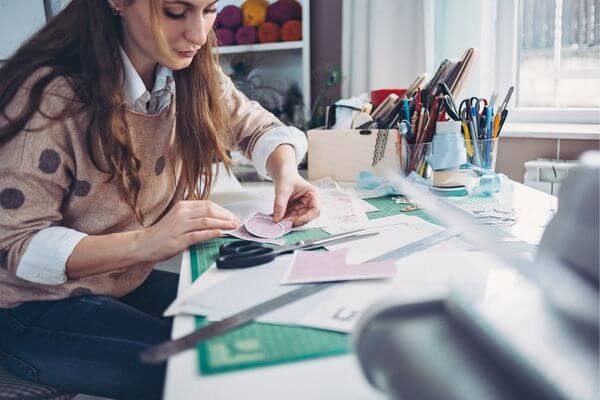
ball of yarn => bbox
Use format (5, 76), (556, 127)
(235, 26), (258, 45)
(216, 28), (235, 46)
(281, 19), (302, 41)
(258, 22), (280, 43)
(219, 5), (242, 29)
(281, 0), (302, 19)
(266, 0), (301, 25)
(215, 11), (222, 29)
(241, 0), (268, 27)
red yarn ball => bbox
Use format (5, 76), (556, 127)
(281, 20), (302, 41)
(258, 22), (280, 43)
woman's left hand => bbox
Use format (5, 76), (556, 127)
(272, 172), (320, 227)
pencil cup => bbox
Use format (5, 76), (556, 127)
(465, 138), (499, 170)
(397, 140), (433, 179)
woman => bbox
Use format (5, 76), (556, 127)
(0, 0), (319, 398)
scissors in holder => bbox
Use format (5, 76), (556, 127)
(216, 230), (380, 269)
(458, 97), (488, 121)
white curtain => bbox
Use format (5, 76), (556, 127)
(341, 0), (497, 99)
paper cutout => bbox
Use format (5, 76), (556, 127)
(245, 212), (293, 239)
(281, 249), (396, 285)
(223, 211), (292, 245)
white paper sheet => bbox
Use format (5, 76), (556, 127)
(165, 256), (299, 319)
(326, 214), (444, 264)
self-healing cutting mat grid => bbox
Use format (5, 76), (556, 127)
(189, 196), (436, 375)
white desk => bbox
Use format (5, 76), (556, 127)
(163, 180), (557, 400)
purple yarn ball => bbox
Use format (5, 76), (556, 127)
(235, 26), (257, 45)
(266, 1), (301, 25)
(216, 28), (235, 46)
(220, 5), (242, 29)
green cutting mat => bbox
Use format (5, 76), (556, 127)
(190, 196), (436, 375)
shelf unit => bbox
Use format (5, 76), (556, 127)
(217, 40), (304, 55)
(215, 0), (311, 119)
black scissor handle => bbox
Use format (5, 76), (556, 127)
(219, 240), (262, 256)
(216, 246), (277, 269)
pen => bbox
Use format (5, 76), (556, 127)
(497, 109), (508, 136)
(493, 113), (501, 138)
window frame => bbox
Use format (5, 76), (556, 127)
(495, 0), (600, 125)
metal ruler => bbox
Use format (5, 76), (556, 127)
(369, 229), (461, 262)
(140, 229), (459, 364)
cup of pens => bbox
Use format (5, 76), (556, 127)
(465, 137), (499, 170)
(396, 137), (433, 179)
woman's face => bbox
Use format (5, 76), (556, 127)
(114, 0), (218, 71)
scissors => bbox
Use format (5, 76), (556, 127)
(216, 230), (379, 269)
(459, 97), (488, 120)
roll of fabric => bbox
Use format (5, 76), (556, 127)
(219, 5), (243, 29)
(281, 19), (302, 41)
(258, 22), (280, 43)
(235, 26), (258, 45)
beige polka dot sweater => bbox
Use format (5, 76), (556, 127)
(0, 68), (284, 308)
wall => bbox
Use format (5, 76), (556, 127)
(496, 138), (600, 182)
(309, 0), (342, 108)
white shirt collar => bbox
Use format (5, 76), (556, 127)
(119, 47), (174, 106)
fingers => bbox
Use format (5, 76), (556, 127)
(286, 191), (320, 226)
(184, 217), (239, 233)
(179, 201), (241, 224)
(184, 229), (221, 246)
(273, 187), (292, 222)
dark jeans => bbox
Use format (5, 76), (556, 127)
(0, 269), (178, 400)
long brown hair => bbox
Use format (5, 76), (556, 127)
(0, 0), (231, 224)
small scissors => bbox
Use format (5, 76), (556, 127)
(459, 97), (488, 120)
(216, 230), (379, 269)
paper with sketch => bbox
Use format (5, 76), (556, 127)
(302, 177), (368, 234)
(361, 200), (379, 213)
(326, 214), (444, 263)
(281, 249), (395, 285)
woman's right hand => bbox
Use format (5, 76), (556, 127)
(141, 200), (242, 263)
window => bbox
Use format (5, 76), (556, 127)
(518, 0), (600, 108)
(496, 0), (600, 124)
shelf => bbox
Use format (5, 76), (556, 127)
(217, 41), (304, 55)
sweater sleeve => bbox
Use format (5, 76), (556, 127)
(0, 75), (79, 285)
(218, 68), (286, 160)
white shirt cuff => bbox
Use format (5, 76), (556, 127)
(16, 227), (88, 285)
(251, 126), (308, 179)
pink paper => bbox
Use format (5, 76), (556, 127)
(281, 249), (396, 285)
